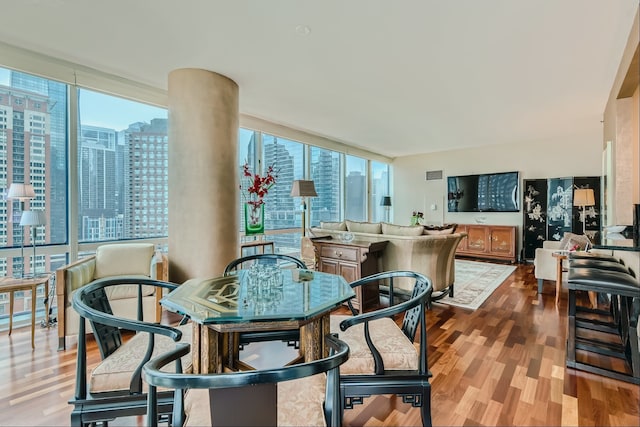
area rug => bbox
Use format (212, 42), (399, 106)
(438, 260), (516, 310)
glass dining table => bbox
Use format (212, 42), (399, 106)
(161, 267), (355, 373)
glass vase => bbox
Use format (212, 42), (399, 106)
(245, 203), (265, 235)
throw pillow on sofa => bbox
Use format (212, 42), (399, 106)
(558, 232), (591, 251)
(381, 222), (424, 236)
(423, 223), (458, 235)
(345, 220), (382, 234)
(320, 221), (347, 231)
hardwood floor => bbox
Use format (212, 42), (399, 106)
(1, 263), (638, 426)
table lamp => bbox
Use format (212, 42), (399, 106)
(19, 210), (46, 278)
(290, 180), (317, 237)
(573, 188), (595, 235)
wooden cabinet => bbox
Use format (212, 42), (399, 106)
(311, 239), (388, 312)
(456, 224), (517, 263)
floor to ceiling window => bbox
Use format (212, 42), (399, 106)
(77, 89), (168, 242)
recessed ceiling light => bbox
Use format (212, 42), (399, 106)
(295, 25), (311, 36)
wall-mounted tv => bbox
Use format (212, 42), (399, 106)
(447, 171), (520, 212)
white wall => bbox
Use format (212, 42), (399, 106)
(392, 129), (603, 258)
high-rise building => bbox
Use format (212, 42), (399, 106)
(345, 171), (366, 220)
(123, 119), (168, 239)
(0, 83), (51, 276)
(311, 149), (341, 224)
(10, 71), (67, 245)
(78, 124), (118, 240)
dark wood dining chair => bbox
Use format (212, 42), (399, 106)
(223, 253), (307, 348)
(223, 253), (306, 274)
(331, 270), (434, 427)
(70, 276), (191, 427)
(143, 333), (350, 427)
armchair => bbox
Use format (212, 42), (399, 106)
(534, 234), (612, 294)
(56, 242), (168, 350)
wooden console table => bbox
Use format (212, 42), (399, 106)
(455, 224), (517, 263)
(311, 238), (388, 312)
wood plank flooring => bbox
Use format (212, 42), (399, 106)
(1, 263), (638, 426)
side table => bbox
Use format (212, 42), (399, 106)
(552, 252), (597, 308)
(551, 251), (568, 306)
(0, 275), (50, 349)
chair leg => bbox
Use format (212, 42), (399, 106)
(566, 288), (577, 365)
(421, 385), (432, 427)
(537, 278), (544, 294)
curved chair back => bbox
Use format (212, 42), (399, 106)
(71, 276), (187, 427)
(223, 253), (308, 348)
(223, 253), (306, 275)
(143, 334), (350, 427)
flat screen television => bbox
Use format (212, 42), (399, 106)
(447, 171), (520, 212)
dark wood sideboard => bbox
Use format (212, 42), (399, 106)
(455, 224), (517, 263)
(311, 238), (388, 312)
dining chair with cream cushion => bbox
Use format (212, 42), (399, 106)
(143, 333), (350, 427)
(331, 270), (433, 427)
(70, 276), (191, 427)
(223, 253), (307, 349)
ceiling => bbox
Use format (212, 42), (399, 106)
(1, 0), (638, 158)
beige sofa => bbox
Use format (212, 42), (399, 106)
(55, 242), (168, 350)
(310, 220), (466, 300)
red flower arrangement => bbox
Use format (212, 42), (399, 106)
(241, 162), (278, 207)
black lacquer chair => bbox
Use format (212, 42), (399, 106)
(223, 253), (307, 348)
(70, 276), (191, 427)
(567, 256), (640, 385)
(143, 333), (350, 427)
(223, 253), (307, 274)
(331, 270), (433, 427)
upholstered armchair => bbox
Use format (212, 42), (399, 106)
(56, 242), (168, 350)
(534, 233), (612, 294)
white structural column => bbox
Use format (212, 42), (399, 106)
(168, 68), (239, 283)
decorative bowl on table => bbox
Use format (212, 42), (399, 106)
(340, 232), (354, 243)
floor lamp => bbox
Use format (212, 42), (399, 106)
(573, 188), (595, 235)
(290, 180), (317, 237)
(20, 210), (47, 278)
(380, 196), (392, 222)
(6, 183), (36, 278)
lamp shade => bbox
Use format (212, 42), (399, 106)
(19, 210), (47, 226)
(380, 196), (392, 207)
(573, 188), (595, 207)
(6, 183), (36, 200)
(290, 180), (317, 197)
